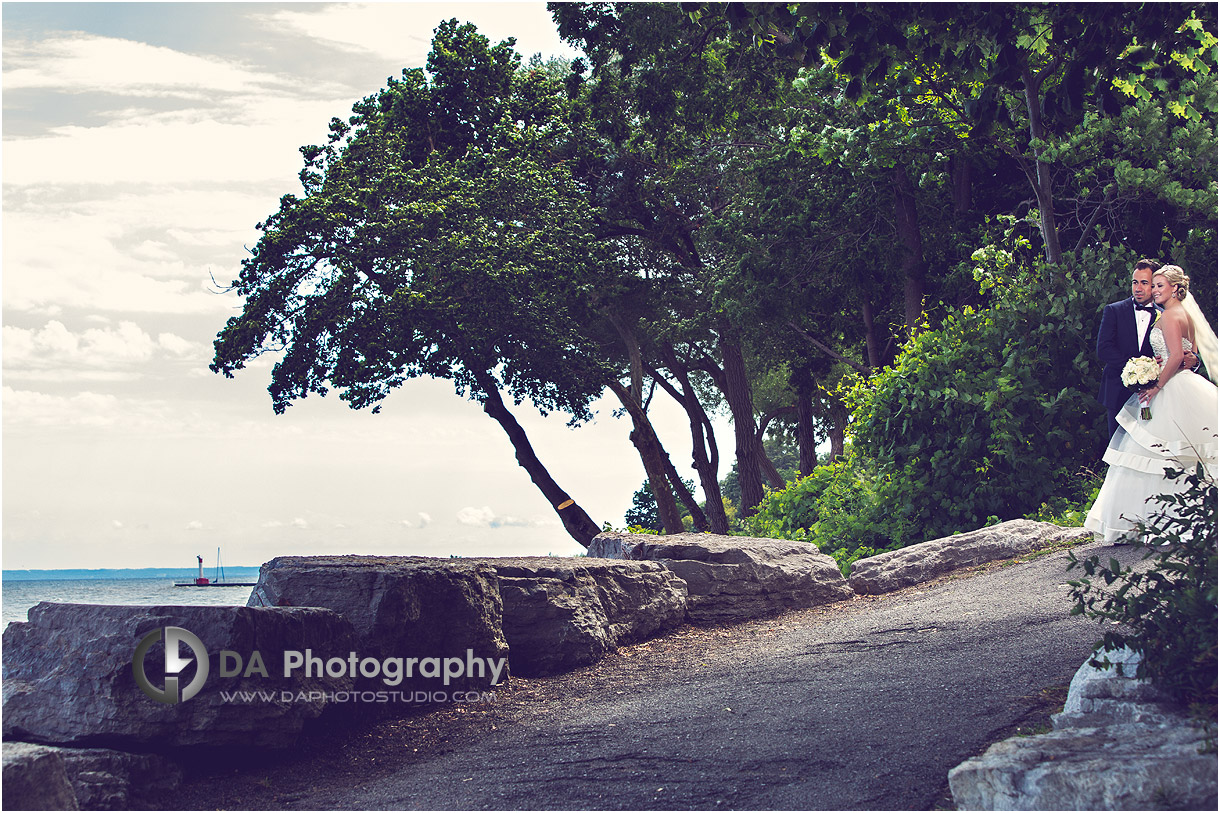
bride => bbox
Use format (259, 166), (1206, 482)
(1085, 265), (1219, 544)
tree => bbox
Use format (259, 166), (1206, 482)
(554, 1), (811, 517)
(211, 21), (616, 545)
(691, 2), (1218, 265)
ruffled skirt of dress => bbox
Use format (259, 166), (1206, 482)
(1085, 371), (1219, 544)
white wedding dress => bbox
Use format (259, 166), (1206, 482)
(1085, 326), (1219, 543)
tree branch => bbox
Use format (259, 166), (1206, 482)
(786, 321), (872, 375)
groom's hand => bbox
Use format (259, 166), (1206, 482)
(1157, 350), (1201, 370)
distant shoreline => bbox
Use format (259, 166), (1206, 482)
(2, 567), (263, 582)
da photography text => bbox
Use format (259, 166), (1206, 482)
(227, 648), (509, 687)
(133, 625), (507, 706)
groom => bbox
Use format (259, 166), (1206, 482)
(1095, 258), (1198, 440)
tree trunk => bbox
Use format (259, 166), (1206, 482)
(861, 299), (882, 369)
(893, 165), (926, 335)
(608, 380), (686, 535)
(951, 153), (973, 213)
(608, 316), (685, 535)
(795, 378), (817, 477)
(1022, 68), (1063, 265)
(476, 371), (601, 546)
(720, 336), (765, 515)
(653, 350), (730, 534)
(828, 400), (848, 463)
(759, 446), (785, 489)
(662, 451), (709, 532)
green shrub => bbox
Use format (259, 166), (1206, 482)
(746, 455), (905, 573)
(1067, 464), (1218, 708)
(843, 241), (1132, 544)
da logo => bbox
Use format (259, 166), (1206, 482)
(132, 626), (210, 704)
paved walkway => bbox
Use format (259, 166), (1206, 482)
(258, 539), (1134, 810)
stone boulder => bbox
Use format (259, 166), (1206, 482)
(54, 747), (182, 811)
(474, 557), (688, 676)
(2, 603), (355, 750)
(1052, 646), (1178, 728)
(249, 555), (508, 692)
(848, 520), (1090, 595)
(948, 649), (1218, 810)
(2, 742), (79, 810)
(590, 532), (852, 623)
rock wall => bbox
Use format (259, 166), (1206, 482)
(848, 520), (1090, 594)
(249, 555), (508, 693)
(590, 532), (852, 622)
(2, 603), (355, 751)
(481, 557), (687, 676)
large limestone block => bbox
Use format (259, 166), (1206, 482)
(2, 742), (79, 811)
(589, 532), (852, 623)
(848, 520), (1089, 595)
(948, 648), (1217, 811)
(249, 555), (508, 691)
(947, 721), (1217, 810)
(2, 603), (354, 750)
(1053, 646), (1176, 728)
(475, 557), (688, 676)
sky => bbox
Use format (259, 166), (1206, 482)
(2, 1), (729, 570)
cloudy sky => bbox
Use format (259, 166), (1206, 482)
(2, 1), (723, 570)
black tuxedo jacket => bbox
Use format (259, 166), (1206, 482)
(1096, 297), (1157, 437)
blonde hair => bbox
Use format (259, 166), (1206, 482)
(1155, 265), (1190, 301)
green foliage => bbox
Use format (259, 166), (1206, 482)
(746, 456), (904, 573)
(1024, 481), (1102, 527)
(624, 480), (663, 532)
(1067, 464), (1218, 708)
(212, 20), (621, 422)
(840, 241), (1133, 544)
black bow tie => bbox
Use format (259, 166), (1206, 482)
(1135, 304), (1158, 313)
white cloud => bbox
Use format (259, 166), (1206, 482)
(257, 2), (579, 65)
(401, 511), (435, 530)
(3, 114), (336, 187)
(4, 33), (294, 97)
(3, 321), (204, 378)
(456, 505), (535, 528)
(457, 506), (496, 527)
(291, 517), (310, 530)
(186, 520), (204, 531)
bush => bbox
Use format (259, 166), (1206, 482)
(1066, 464), (1218, 708)
(843, 241), (1133, 544)
(746, 455), (905, 572)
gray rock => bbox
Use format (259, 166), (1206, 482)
(2, 742), (79, 810)
(475, 557), (688, 676)
(1053, 646), (1178, 728)
(52, 747), (182, 811)
(589, 532), (852, 623)
(947, 721), (1217, 810)
(948, 648), (1218, 810)
(248, 555), (508, 692)
(848, 520), (1089, 595)
(2, 603), (355, 750)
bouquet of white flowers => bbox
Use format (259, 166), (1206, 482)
(1121, 356), (1160, 419)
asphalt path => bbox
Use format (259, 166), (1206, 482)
(271, 538), (1139, 811)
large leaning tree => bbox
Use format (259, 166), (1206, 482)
(211, 21), (626, 546)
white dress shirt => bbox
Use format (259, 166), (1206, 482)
(1133, 302), (1158, 350)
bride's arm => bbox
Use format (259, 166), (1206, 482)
(1141, 313), (1187, 404)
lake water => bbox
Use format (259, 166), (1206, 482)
(3, 578), (254, 630)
